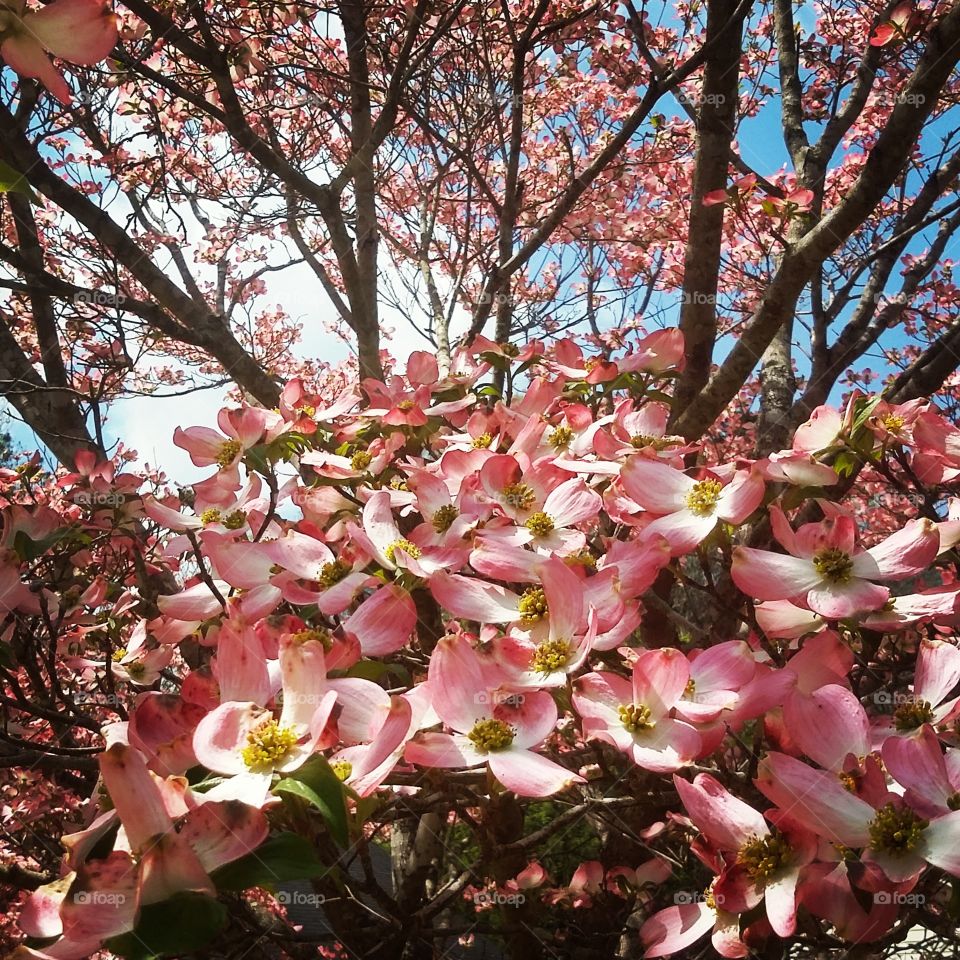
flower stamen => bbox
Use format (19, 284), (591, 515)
(685, 479), (723, 516)
(241, 720), (298, 771)
(518, 586), (548, 625)
(467, 718), (515, 753)
(868, 802), (928, 857)
(384, 539), (421, 564)
(618, 703), (655, 732)
(525, 511), (555, 537)
(812, 547), (854, 583)
(737, 832), (792, 884)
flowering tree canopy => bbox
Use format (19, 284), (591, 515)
(4, 1), (960, 959)
(4, 335), (960, 959)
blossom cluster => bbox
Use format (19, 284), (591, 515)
(8, 330), (960, 957)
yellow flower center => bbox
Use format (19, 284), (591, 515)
(881, 414), (905, 433)
(126, 662), (146, 680)
(566, 550), (597, 571)
(868, 803), (928, 857)
(330, 759), (353, 781)
(472, 433), (493, 449)
(531, 638), (571, 673)
(502, 482), (536, 510)
(466, 718), (515, 752)
(618, 703), (655, 732)
(893, 698), (935, 731)
(432, 504), (459, 534)
(384, 539), (421, 564)
(525, 511), (555, 537)
(200, 507), (222, 525)
(838, 771), (858, 793)
(683, 678), (696, 698)
(633, 434), (683, 450)
(499, 343), (520, 358)
(812, 548), (854, 583)
(737, 833), (792, 884)
(518, 586), (548, 625)
(389, 477), (409, 491)
(549, 426), (574, 449)
(223, 510), (247, 530)
(241, 720), (298, 771)
(685, 479), (723, 516)
(216, 439), (242, 468)
(111, 646), (127, 663)
(397, 400), (415, 411)
(834, 843), (856, 861)
(290, 628), (333, 651)
(319, 559), (351, 587)
(351, 450), (373, 471)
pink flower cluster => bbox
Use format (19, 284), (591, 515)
(10, 332), (960, 957)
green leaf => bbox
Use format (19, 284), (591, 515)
(210, 832), (328, 892)
(344, 659), (390, 681)
(275, 757), (349, 847)
(242, 444), (271, 474)
(513, 356), (542, 377)
(355, 794), (381, 824)
(105, 893), (227, 959)
(13, 526), (73, 561)
(832, 450), (857, 478)
(0, 160), (39, 203)
(851, 393), (883, 433)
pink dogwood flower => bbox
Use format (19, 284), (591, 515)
(193, 633), (338, 806)
(620, 457), (764, 554)
(0, 0), (117, 105)
(674, 772), (817, 937)
(873, 639), (960, 738)
(404, 634), (584, 797)
(732, 508), (939, 619)
(174, 405), (280, 488)
(641, 888), (747, 959)
(756, 751), (960, 883)
(573, 648), (702, 773)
